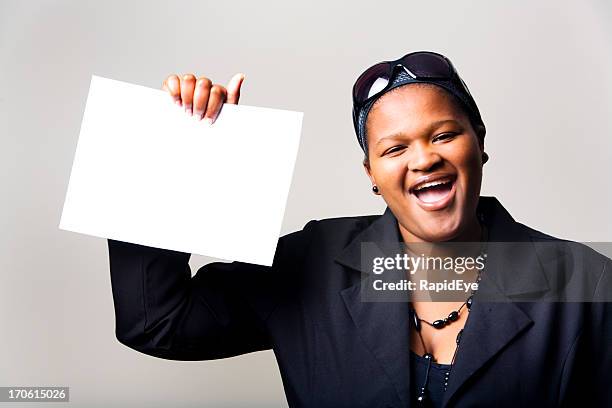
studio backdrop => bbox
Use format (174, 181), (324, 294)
(1, 0), (611, 407)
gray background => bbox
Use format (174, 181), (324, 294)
(1, 0), (611, 407)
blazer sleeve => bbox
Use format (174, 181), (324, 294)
(560, 258), (612, 406)
(107, 220), (317, 361)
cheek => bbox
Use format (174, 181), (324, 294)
(446, 141), (483, 192)
(371, 160), (407, 187)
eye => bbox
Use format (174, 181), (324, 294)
(433, 132), (457, 143)
(383, 145), (406, 156)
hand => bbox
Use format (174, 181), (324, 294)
(162, 72), (245, 124)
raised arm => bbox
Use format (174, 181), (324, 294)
(108, 71), (313, 360)
(108, 220), (315, 361)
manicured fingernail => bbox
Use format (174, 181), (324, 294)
(175, 99), (182, 107)
(185, 105), (192, 115)
(204, 118), (213, 126)
(193, 111), (203, 120)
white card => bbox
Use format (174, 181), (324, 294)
(59, 75), (303, 266)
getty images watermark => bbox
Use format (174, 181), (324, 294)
(359, 241), (612, 302)
(371, 251), (486, 294)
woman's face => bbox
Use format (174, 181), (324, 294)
(364, 84), (485, 242)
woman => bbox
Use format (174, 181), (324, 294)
(107, 51), (611, 407)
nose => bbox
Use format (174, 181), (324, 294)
(407, 142), (442, 172)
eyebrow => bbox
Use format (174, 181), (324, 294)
(374, 119), (462, 147)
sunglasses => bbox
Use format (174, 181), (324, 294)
(352, 51), (473, 108)
(351, 51), (484, 152)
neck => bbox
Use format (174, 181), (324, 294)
(400, 212), (483, 242)
(399, 212), (484, 258)
(453, 212), (483, 243)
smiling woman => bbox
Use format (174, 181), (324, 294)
(363, 83), (484, 244)
(107, 50), (612, 407)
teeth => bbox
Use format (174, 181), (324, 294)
(414, 179), (451, 191)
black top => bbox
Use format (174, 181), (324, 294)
(410, 350), (451, 407)
(107, 196), (612, 407)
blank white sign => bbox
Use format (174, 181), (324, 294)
(59, 75), (303, 266)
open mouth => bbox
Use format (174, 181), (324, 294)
(409, 175), (457, 208)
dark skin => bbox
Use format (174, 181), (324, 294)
(163, 74), (487, 364)
(364, 83), (487, 363)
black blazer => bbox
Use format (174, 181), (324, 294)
(107, 196), (612, 407)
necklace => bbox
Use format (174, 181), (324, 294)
(412, 296), (473, 330)
(410, 286), (478, 401)
(410, 217), (488, 406)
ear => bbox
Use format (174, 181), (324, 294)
(476, 125), (486, 153)
(363, 157), (377, 186)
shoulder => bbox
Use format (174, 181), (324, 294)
(517, 221), (609, 264)
(306, 213), (379, 233)
(482, 196), (610, 267)
(277, 213), (380, 256)
(516, 221), (562, 242)
(514, 221), (612, 301)
(298, 213), (379, 246)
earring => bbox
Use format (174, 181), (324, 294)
(372, 185), (379, 194)
(482, 152), (489, 164)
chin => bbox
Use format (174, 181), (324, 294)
(417, 213), (465, 242)
(423, 227), (460, 242)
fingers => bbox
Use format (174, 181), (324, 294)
(192, 77), (212, 120)
(161, 72), (245, 123)
(226, 73), (245, 104)
(162, 75), (181, 106)
(204, 84), (227, 124)
(180, 74), (196, 114)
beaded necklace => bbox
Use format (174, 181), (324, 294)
(409, 216), (488, 406)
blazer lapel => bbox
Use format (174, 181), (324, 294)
(334, 197), (556, 406)
(340, 283), (412, 406)
(336, 207), (412, 406)
(440, 270), (533, 407)
(442, 197), (549, 406)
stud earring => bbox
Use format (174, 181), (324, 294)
(372, 185), (379, 194)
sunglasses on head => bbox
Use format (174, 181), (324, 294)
(352, 51), (472, 109)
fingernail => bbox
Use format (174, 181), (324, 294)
(175, 99), (182, 107)
(185, 105), (192, 115)
(204, 117), (213, 126)
(193, 111), (203, 120)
